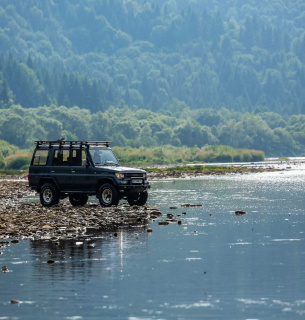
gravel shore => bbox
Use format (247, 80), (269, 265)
(0, 179), (162, 241)
(147, 166), (282, 179)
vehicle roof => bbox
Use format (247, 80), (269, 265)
(35, 140), (112, 149)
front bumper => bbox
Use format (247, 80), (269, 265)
(118, 181), (150, 193)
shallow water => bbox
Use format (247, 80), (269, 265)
(1, 169), (305, 319)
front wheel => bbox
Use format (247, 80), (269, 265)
(98, 183), (119, 207)
(69, 194), (88, 206)
(127, 191), (148, 206)
(40, 183), (60, 207)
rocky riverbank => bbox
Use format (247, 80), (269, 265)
(147, 166), (282, 179)
(0, 179), (163, 241)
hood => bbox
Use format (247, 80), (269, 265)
(94, 165), (146, 173)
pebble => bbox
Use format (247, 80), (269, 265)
(158, 221), (169, 226)
(235, 211), (246, 215)
(1, 265), (8, 273)
(10, 300), (20, 304)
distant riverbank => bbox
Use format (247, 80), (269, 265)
(2, 158), (304, 181)
(144, 157), (305, 179)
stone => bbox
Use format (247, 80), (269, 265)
(158, 221), (169, 226)
(181, 204), (191, 207)
(235, 211), (246, 215)
(42, 225), (52, 230)
(2, 265), (8, 273)
(10, 300), (20, 304)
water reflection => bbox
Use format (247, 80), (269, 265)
(29, 227), (150, 280)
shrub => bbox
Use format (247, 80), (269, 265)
(0, 140), (19, 158)
(5, 153), (31, 170)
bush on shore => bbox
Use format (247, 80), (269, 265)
(5, 152), (32, 170)
(0, 141), (264, 172)
(114, 145), (265, 165)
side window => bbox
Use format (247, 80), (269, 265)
(32, 149), (49, 166)
(70, 149), (86, 166)
(52, 149), (69, 166)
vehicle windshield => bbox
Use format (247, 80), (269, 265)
(89, 148), (119, 166)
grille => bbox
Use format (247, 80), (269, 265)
(125, 173), (144, 178)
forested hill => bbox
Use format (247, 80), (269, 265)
(0, 0), (305, 114)
(1, 0), (305, 157)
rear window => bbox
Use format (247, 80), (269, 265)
(32, 149), (49, 166)
(52, 149), (69, 166)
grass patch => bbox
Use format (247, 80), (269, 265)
(0, 169), (28, 176)
(114, 145), (265, 166)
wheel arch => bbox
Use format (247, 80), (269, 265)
(96, 178), (117, 195)
(38, 178), (59, 192)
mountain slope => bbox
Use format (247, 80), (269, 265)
(0, 0), (305, 113)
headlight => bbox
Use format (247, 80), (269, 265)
(115, 173), (125, 179)
(143, 173), (147, 179)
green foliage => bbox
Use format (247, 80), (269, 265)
(0, 104), (305, 157)
(0, 1), (304, 113)
(4, 152), (31, 170)
(0, 1), (305, 157)
(114, 145), (264, 165)
(0, 139), (19, 158)
(0, 169), (26, 176)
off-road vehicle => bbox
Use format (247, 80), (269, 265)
(28, 141), (150, 207)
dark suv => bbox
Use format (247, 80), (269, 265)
(28, 141), (150, 207)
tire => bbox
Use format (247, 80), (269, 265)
(40, 183), (60, 207)
(98, 183), (119, 207)
(127, 191), (148, 206)
(69, 194), (88, 206)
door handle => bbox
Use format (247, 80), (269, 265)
(71, 170), (75, 173)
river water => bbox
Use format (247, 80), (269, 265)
(1, 168), (305, 319)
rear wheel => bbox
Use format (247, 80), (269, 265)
(127, 191), (148, 206)
(40, 183), (60, 207)
(69, 194), (88, 206)
(98, 183), (119, 207)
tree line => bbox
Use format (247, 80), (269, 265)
(0, 104), (304, 157)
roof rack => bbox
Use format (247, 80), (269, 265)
(35, 140), (112, 148)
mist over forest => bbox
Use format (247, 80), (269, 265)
(1, 0), (305, 157)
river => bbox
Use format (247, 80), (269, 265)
(1, 168), (305, 319)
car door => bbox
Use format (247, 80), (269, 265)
(68, 148), (95, 192)
(50, 148), (70, 191)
